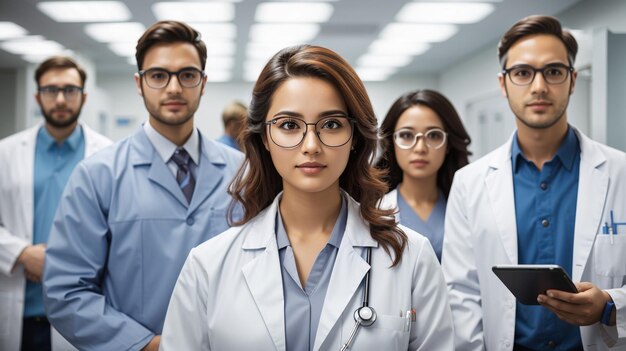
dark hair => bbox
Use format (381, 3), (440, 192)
(228, 45), (407, 266)
(376, 90), (471, 199)
(498, 15), (578, 68)
(35, 56), (86, 88)
(135, 20), (207, 70)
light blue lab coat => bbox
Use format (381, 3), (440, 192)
(43, 127), (243, 351)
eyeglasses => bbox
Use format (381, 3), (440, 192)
(393, 128), (447, 150)
(38, 85), (83, 101)
(138, 67), (205, 89)
(265, 115), (355, 149)
(502, 63), (574, 86)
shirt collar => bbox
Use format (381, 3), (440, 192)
(38, 124), (83, 151)
(143, 120), (200, 165)
(275, 195), (348, 250)
(511, 126), (579, 172)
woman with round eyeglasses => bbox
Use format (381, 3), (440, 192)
(377, 90), (471, 262)
(160, 46), (454, 350)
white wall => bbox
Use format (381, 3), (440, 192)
(439, 0), (626, 157)
(96, 73), (438, 142)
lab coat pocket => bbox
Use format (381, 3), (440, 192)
(345, 314), (410, 350)
(593, 234), (626, 279)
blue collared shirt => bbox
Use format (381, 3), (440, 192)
(512, 126), (582, 350)
(396, 187), (446, 262)
(25, 125), (84, 318)
(143, 121), (199, 180)
(277, 196), (347, 351)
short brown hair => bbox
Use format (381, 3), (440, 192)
(228, 45), (408, 266)
(135, 20), (207, 70)
(34, 56), (86, 88)
(498, 15), (578, 68)
(222, 101), (247, 127)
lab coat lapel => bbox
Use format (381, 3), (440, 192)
(485, 138), (518, 264)
(313, 196), (376, 351)
(19, 125), (39, 240)
(130, 128), (189, 207)
(187, 136), (224, 214)
(572, 129), (608, 282)
(241, 198), (286, 351)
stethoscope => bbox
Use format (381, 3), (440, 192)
(340, 247), (376, 351)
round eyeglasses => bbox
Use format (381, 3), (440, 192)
(393, 128), (447, 150)
(139, 67), (205, 89)
(265, 116), (355, 149)
(38, 85), (83, 102)
(502, 63), (574, 86)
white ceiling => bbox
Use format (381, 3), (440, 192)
(0, 0), (582, 82)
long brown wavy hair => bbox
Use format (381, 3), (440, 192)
(376, 89), (471, 199)
(228, 45), (407, 266)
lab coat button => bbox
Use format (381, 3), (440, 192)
(541, 219), (549, 227)
(186, 217), (194, 225)
(504, 340), (511, 347)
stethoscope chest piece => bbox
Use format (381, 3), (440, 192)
(354, 306), (376, 326)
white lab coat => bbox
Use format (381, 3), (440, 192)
(161, 191), (454, 351)
(380, 189), (400, 220)
(442, 127), (626, 351)
(0, 123), (112, 351)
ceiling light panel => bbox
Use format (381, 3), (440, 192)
(357, 54), (413, 68)
(368, 40), (430, 56)
(109, 42), (136, 57)
(0, 22), (28, 40)
(189, 23), (237, 40)
(396, 2), (495, 24)
(255, 2), (334, 23)
(152, 2), (235, 22)
(1, 37), (65, 56)
(249, 24), (320, 43)
(85, 23), (146, 43)
(380, 23), (458, 43)
(37, 1), (131, 22)
(355, 67), (396, 82)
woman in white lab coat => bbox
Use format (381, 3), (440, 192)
(377, 90), (471, 262)
(160, 45), (454, 351)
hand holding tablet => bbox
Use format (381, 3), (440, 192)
(492, 264), (578, 305)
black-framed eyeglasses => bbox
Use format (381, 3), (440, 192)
(265, 115), (355, 149)
(138, 67), (205, 89)
(502, 63), (574, 86)
(38, 85), (83, 101)
(393, 128), (447, 150)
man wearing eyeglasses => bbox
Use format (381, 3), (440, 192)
(442, 15), (626, 351)
(0, 56), (111, 351)
(43, 21), (243, 351)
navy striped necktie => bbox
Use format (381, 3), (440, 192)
(171, 148), (195, 203)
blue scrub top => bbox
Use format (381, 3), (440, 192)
(396, 187), (446, 262)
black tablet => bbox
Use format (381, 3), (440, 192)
(492, 265), (578, 305)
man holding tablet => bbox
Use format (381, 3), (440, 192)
(442, 15), (626, 351)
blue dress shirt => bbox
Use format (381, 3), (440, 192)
(512, 126), (583, 350)
(277, 196), (347, 351)
(396, 188), (446, 262)
(25, 126), (84, 318)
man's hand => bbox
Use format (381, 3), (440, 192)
(142, 335), (160, 351)
(537, 282), (613, 326)
(17, 244), (46, 282)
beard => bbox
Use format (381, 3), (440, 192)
(141, 87), (201, 127)
(41, 105), (82, 128)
